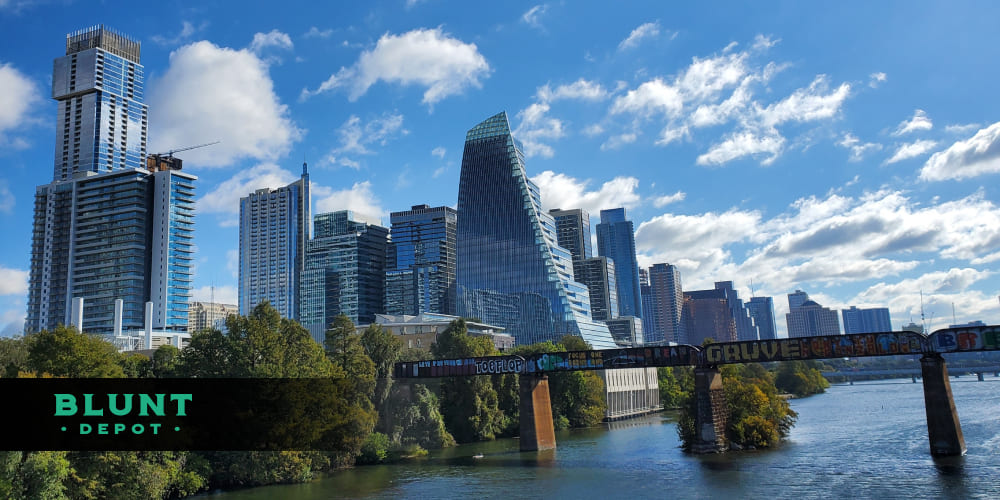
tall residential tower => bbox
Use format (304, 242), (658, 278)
(596, 208), (643, 319)
(385, 204), (457, 316)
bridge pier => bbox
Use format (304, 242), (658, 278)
(977, 372), (985, 382)
(519, 374), (556, 452)
(920, 354), (966, 456)
(692, 367), (728, 453)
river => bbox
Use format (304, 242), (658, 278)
(206, 378), (1000, 499)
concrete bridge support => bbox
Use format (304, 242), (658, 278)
(920, 354), (966, 456)
(519, 374), (556, 452)
(692, 367), (728, 453)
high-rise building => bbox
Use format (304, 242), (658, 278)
(842, 306), (892, 334)
(26, 27), (195, 335)
(605, 316), (643, 346)
(237, 164), (310, 320)
(646, 263), (685, 343)
(713, 281), (758, 341)
(786, 299), (841, 338)
(747, 296), (778, 340)
(639, 268), (656, 338)
(596, 208), (643, 319)
(385, 204), (457, 316)
(549, 208), (592, 261)
(188, 301), (238, 333)
(455, 112), (616, 349)
(573, 257), (618, 322)
(682, 292), (738, 345)
(300, 211), (388, 342)
(788, 289), (810, 310)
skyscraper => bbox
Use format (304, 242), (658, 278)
(596, 208), (643, 319)
(456, 112), (616, 348)
(26, 27), (195, 335)
(300, 211), (388, 342)
(639, 268), (656, 338)
(713, 281), (758, 341)
(238, 164), (310, 319)
(385, 204), (457, 316)
(646, 263), (685, 343)
(549, 208), (592, 261)
(573, 257), (618, 322)
(682, 292), (738, 345)
(842, 306), (892, 334)
(786, 299), (841, 338)
(788, 289), (810, 310)
(747, 296), (777, 340)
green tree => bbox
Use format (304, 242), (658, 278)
(774, 360), (830, 397)
(657, 367), (694, 409)
(0, 451), (71, 500)
(25, 325), (125, 378)
(386, 383), (456, 451)
(360, 322), (402, 432)
(150, 345), (181, 378)
(431, 319), (504, 442)
(324, 315), (375, 397)
(0, 337), (28, 378)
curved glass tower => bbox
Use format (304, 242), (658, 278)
(456, 112), (616, 349)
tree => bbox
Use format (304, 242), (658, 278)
(431, 319), (504, 442)
(25, 325), (125, 378)
(657, 367), (694, 409)
(150, 345), (181, 378)
(773, 360), (830, 397)
(0, 337), (28, 378)
(360, 323), (402, 432)
(324, 315), (375, 397)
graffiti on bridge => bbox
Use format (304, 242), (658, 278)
(703, 332), (925, 364)
(930, 326), (1000, 352)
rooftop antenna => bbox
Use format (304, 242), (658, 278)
(952, 302), (957, 326)
(749, 278), (757, 298)
(920, 290), (926, 334)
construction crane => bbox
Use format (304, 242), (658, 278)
(147, 141), (220, 171)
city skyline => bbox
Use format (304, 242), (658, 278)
(2, 2), (1000, 337)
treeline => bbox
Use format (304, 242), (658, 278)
(658, 359), (829, 450)
(0, 303), (608, 499)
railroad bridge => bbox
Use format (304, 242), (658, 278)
(394, 325), (1000, 456)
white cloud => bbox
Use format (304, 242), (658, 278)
(148, 41), (302, 167)
(198, 163), (299, 225)
(431, 146), (446, 158)
(920, 122), (1000, 181)
(151, 21), (203, 47)
(314, 181), (387, 220)
(583, 124), (604, 137)
(893, 109), (933, 136)
(0, 62), (40, 147)
(869, 72), (887, 88)
(302, 28), (490, 107)
(610, 78), (683, 118)
(537, 79), (608, 102)
(514, 102), (564, 158)
(653, 191), (686, 208)
(944, 123), (981, 135)
(601, 132), (638, 151)
(618, 21), (661, 51)
(0, 179), (13, 213)
(697, 127), (784, 166)
(250, 29), (294, 53)
(530, 171), (640, 214)
(521, 4), (549, 29)
(227, 249), (239, 279)
(1, 307), (24, 337)
(758, 75), (851, 127)
(332, 113), (406, 156)
(432, 166), (447, 178)
(0, 266), (28, 296)
(191, 285), (238, 305)
(304, 26), (333, 39)
(885, 139), (938, 165)
(838, 133), (882, 162)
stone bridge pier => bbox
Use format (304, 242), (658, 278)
(692, 367), (728, 453)
(920, 353), (966, 456)
(519, 374), (556, 452)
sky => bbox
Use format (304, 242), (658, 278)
(1, 1), (1000, 338)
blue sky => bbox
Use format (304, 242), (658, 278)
(2, 1), (1000, 337)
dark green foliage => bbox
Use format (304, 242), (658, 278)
(774, 360), (830, 397)
(0, 337), (28, 377)
(431, 319), (505, 442)
(151, 345), (181, 378)
(0, 451), (71, 500)
(360, 322), (402, 433)
(25, 325), (126, 378)
(202, 451), (325, 488)
(657, 367), (694, 409)
(357, 432), (390, 464)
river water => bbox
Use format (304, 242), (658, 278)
(207, 378), (1000, 499)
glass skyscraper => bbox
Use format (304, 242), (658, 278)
(238, 164), (310, 320)
(596, 208), (643, 319)
(646, 263), (685, 343)
(747, 296), (778, 340)
(300, 211), (388, 342)
(842, 306), (892, 334)
(456, 112), (616, 349)
(26, 27), (194, 336)
(385, 204), (457, 316)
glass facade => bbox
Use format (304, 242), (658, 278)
(238, 165), (310, 320)
(456, 112), (616, 349)
(747, 296), (777, 340)
(385, 205), (457, 316)
(549, 208), (592, 261)
(573, 257), (618, 322)
(647, 263), (685, 343)
(300, 211), (388, 342)
(842, 306), (892, 334)
(596, 208), (643, 319)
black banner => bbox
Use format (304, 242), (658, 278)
(0, 379), (350, 451)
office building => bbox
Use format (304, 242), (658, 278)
(786, 298), (841, 338)
(682, 292), (738, 345)
(371, 313), (513, 352)
(549, 208), (592, 261)
(639, 268), (656, 339)
(747, 296), (778, 340)
(842, 306), (892, 334)
(788, 289), (810, 310)
(573, 257), (618, 322)
(238, 164), (310, 320)
(385, 204), (457, 316)
(300, 211), (388, 341)
(646, 263), (685, 343)
(605, 316), (643, 346)
(188, 301), (238, 333)
(26, 27), (195, 335)
(596, 208), (643, 319)
(455, 111), (616, 348)
(713, 281), (758, 341)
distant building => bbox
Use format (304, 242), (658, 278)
(646, 264), (685, 343)
(455, 111), (615, 348)
(901, 322), (924, 334)
(787, 299), (841, 338)
(188, 302), (238, 333)
(549, 208), (592, 261)
(596, 208), (643, 319)
(385, 204), (457, 316)
(300, 211), (388, 342)
(842, 306), (892, 334)
(605, 316), (643, 346)
(238, 164), (310, 320)
(949, 320), (987, 328)
(639, 268), (656, 340)
(600, 367), (661, 421)
(682, 292), (738, 345)
(372, 313), (513, 352)
(574, 257), (619, 322)
(787, 289), (810, 311)
(747, 296), (778, 340)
